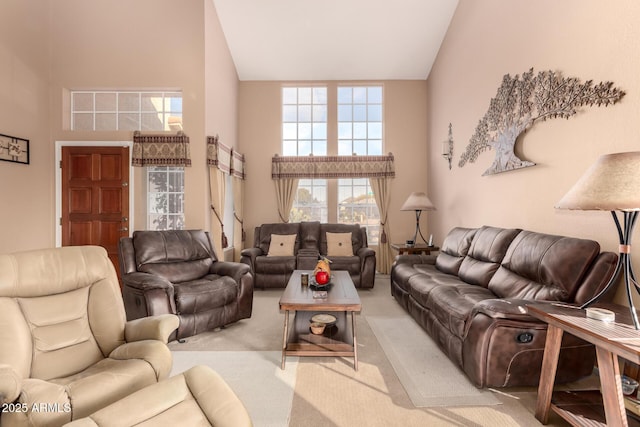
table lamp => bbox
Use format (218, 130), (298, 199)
(401, 192), (436, 246)
(556, 151), (640, 329)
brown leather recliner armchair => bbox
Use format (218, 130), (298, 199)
(119, 230), (253, 340)
(0, 246), (179, 426)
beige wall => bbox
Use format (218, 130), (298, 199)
(427, 0), (640, 304)
(238, 80), (429, 248)
(0, 0), (52, 252)
(0, 0), (239, 254)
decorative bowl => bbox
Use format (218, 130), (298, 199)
(622, 376), (639, 395)
(310, 314), (337, 326)
(310, 322), (326, 335)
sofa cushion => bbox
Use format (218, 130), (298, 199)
(255, 256), (297, 275)
(320, 224), (363, 255)
(407, 264), (465, 308)
(325, 256), (360, 276)
(435, 227), (477, 275)
(326, 232), (354, 256)
(267, 234), (297, 256)
(457, 226), (521, 287)
(133, 230), (214, 282)
(488, 230), (601, 301)
(299, 221), (321, 250)
(174, 276), (237, 314)
(427, 283), (496, 338)
(256, 223), (300, 254)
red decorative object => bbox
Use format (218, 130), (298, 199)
(315, 270), (330, 285)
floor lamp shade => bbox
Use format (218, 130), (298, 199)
(401, 192), (436, 245)
(556, 151), (640, 329)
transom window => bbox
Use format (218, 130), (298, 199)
(71, 90), (182, 132)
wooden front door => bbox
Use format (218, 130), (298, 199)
(61, 146), (130, 279)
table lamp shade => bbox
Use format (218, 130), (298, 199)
(401, 192), (436, 211)
(556, 151), (640, 329)
(556, 152), (640, 211)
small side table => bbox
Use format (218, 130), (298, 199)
(390, 243), (439, 256)
(529, 303), (640, 427)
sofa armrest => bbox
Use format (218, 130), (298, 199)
(122, 272), (173, 291)
(125, 314), (179, 344)
(240, 247), (264, 273)
(6, 379), (71, 426)
(471, 298), (547, 323)
(109, 340), (173, 381)
(210, 261), (251, 284)
(0, 363), (21, 404)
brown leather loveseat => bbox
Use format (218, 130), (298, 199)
(391, 225), (617, 388)
(119, 230), (253, 340)
(241, 221), (376, 289)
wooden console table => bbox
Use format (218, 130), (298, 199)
(529, 303), (640, 426)
(390, 243), (439, 255)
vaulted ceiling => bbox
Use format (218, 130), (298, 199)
(213, 0), (459, 81)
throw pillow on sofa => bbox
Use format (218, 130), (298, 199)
(326, 232), (353, 256)
(268, 234), (297, 256)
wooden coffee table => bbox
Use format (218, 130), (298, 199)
(279, 270), (361, 370)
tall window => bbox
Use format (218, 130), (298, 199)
(281, 85), (384, 243)
(337, 86), (382, 244)
(71, 90), (185, 230)
(283, 87), (328, 222)
(146, 166), (185, 230)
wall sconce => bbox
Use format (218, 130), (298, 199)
(442, 123), (454, 170)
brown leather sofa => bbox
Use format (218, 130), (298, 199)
(0, 246), (179, 426)
(390, 225), (618, 388)
(119, 230), (253, 340)
(240, 221), (376, 289)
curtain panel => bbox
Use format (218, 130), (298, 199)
(207, 135), (232, 256)
(132, 131), (191, 167)
(271, 153), (395, 179)
(231, 150), (246, 261)
(370, 177), (393, 274)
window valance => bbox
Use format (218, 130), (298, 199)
(207, 135), (232, 173)
(231, 150), (246, 180)
(132, 131), (191, 167)
(271, 154), (395, 179)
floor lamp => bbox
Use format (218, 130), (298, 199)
(400, 192), (436, 246)
(556, 151), (640, 329)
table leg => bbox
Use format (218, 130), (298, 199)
(351, 312), (358, 371)
(535, 324), (563, 424)
(281, 310), (289, 370)
(596, 346), (628, 427)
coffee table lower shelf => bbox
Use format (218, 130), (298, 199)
(550, 390), (640, 426)
(281, 310), (357, 370)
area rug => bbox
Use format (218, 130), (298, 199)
(366, 316), (501, 408)
(171, 351), (297, 427)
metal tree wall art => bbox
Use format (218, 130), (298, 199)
(458, 68), (625, 176)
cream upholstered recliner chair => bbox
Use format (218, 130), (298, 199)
(63, 365), (253, 427)
(0, 246), (179, 427)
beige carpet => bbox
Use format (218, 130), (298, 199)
(170, 275), (575, 426)
(171, 351), (297, 427)
(366, 316), (500, 407)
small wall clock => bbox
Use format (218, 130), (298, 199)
(0, 133), (29, 164)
